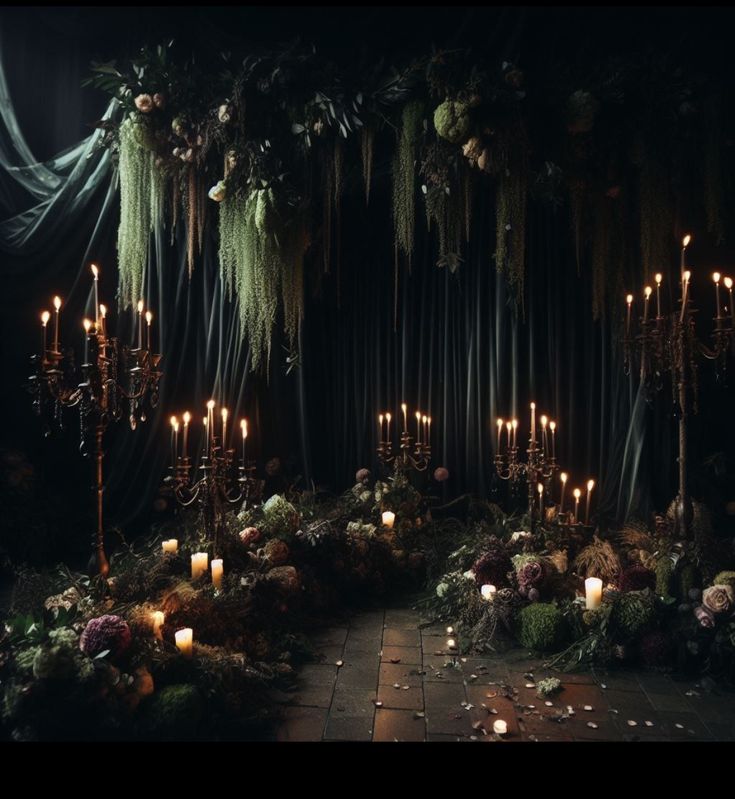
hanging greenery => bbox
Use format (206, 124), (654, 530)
(392, 100), (424, 263)
(360, 125), (374, 205)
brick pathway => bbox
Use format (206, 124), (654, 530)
(273, 606), (735, 742)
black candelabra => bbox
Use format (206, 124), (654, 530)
(623, 238), (734, 538)
(28, 273), (162, 577)
(376, 405), (432, 477)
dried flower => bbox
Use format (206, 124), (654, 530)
(218, 103), (231, 123)
(355, 468), (371, 484)
(239, 526), (261, 546)
(702, 584), (734, 615)
(79, 615), (131, 658)
(694, 604), (716, 628)
(434, 466), (450, 482)
(134, 94), (154, 113)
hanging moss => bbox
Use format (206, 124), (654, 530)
(638, 140), (673, 280)
(703, 94), (725, 245)
(360, 125), (374, 205)
(392, 100), (424, 262)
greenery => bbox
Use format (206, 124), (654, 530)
(517, 603), (567, 652)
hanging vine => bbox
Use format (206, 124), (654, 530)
(392, 100), (424, 264)
(360, 125), (374, 205)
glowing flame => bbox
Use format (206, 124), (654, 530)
(241, 419), (248, 437)
(626, 294), (633, 304)
(655, 273), (662, 285)
(379, 413), (383, 424)
(505, 421), (512, 433)
(549, 421), (556, 432)
(422, 415), (428, 424)
(530, 401), (535, 410)
(99, 304), (107, 319)
(497, 418), (504, 428)
(207, 399), (215, 410)
(170, 415), (177, 428)
(573, 488), (582, 499)
(537, 483), (544, 494)
(41, 311), (50, 325)
(540, 415), (548, 428)
(145, 311), (153, 324)
(91, 264), (99, 278)
(561, 472), (568, 483)
(53, 296), (62, 311)
(725, 277), (733, 290)
(183, 412), (191, 425)
(644, 286), (652, 299)
(511, 419), (518, 430)
(221, 407), (228, 421)
(587, 479), (595, 491)
(713, 272), (721, 284)
(83, 319), (92, 332)
(401, 402), (407, 413)
(415, 411), (421, 420)
(684, 270), (691, 283)
(682, 234), (691, 248)
(386, 412), (391, 422)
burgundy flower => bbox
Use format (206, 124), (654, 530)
(473, 544), (512, 588)
(694, 605), (716, 628)
(618, 564), (656, 593)
(79, 615), (131, 658)
(433, 467), (450, 483)
(518, 561), (545, 591)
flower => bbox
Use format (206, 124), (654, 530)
(208, 180), (227, 203)
(239, 526), (261, 546)
(702, 584), (734, 615)
(433, 466), (449, 482)
(153, 93), (165, 109)
(355, 468), (371, 484)
(694, 604), (716, 628)
(134, 94), (154, 113)
(171, 117), (185, 136)
(79, 614), (131, 658)
(218, 103), (231, 123)
(473, 543), (512, 587)
(462, 136), (482, 163)
(518, 561), (545, 591)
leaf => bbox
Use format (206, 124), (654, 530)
(94, 649), (111, 660)
(291, 123), (305, 134)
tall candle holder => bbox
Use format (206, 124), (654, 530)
(623, 242), (734, 538)
(377, 430), (431, 477)
(28, 303), (162, 577)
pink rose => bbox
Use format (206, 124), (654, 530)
(694, 605), (716, 628)
(433, 467), (449, 482)
(134, 94), (154, 113)
(355, 468), (371, 484)
(239, 527), (261, 546)
(152, 93), (165, 109)
(702, 584), (734, 615)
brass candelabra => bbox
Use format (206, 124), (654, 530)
(28, 298), (162, 577)
(494, 440), (559, 530)
(377, 432), (431, 477)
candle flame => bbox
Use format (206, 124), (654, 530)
(170, 415), (177, 428)
(207, 399), (215, 410)
(587, 479), (595, 491)
(83, 318), (92, 332)
(644, 286), (652, 299)
(183, 412), (191, 425)
(99, 304), (107, 318)
(221, 407), (228, 421)
(573, 488), (582, 499)
(561, 472), (568, 483)
(145, 310), (153, 324)
(682, 234), (691, 248)
(41, 310), (50, 325)
(684, 270), (691, 283)
(511, 419), (518, 430)
(415, 411), (421, 420)
(505, 421), (512, 432)
(385, 412), (391, 422)
(137, 299), (144, 313)
(540, 415), (548, 428)
(379, 413), (383, 424)
(549, 421), (556, 432)
(241, 419), (247, 437)
(725, 277), (733, 290)
(626, 293), (633, 305)
(91, 264), (99, 278)
(422, 415), (428, 423)
(713, 272), (721, 284)
(497, 418), (504, 428)
(53, 296), (62, 311)
(655, 273), (662, 285)
(401, 402), (407, 413)
(530, 401), (535, 410)
(537, 482), (544, 494)
(203, 417), (208, 426)
(428, 417), (432, 424)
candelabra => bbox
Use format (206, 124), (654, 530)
(28, 293), (162, 577)
(494, 440), (559, 530)
(623, 241), (734, 538)
(377, 432), (431, 477)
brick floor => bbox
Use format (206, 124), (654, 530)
(271, 604), (734, 742)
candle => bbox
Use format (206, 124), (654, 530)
(170, 415), (178, 470)
(505, 421), (512, 452)
(182, 412), (190, 459)
(560, 472), (568, 513)
(625, 293), (633, 336)
(511, 419), (518, 449)
(573, 488), (582, 524)
(725, 277), (734, 327)
(83, 319), (92, 363)
(175, 628), (193, 658)
(537, 482), (544, 517)
(585, 479), (595, 525)
(540, 415), (548, 456)
(151, 611), (164, 639)
(643, 286), (652, 322)
(203, 416), (209, 455)
(427, 416), (432, 442)
(680, 270), (691, 323)
(99, 304), (107, 337)
(530, 402), (536, 449)
(137, 299), (144, 349)
(241, 418), (247, 463)
(481, 584), (496, 601)
(654, 273), (662, 318)
(447, 638), (457, 650)
(446, 626), (454, 635)
(713, 272), (722, 319)
(415, 411), (421, 443)
(379, 413), (384, 441)
(211, 558), (224, 590)
(221, 407), (228, 451)
(585, 577), (603, 610)
(145, 310), (153, 350)
(549, 420), (556, 459)
(162, 538), (178, 554)
(401, 402), (407, 433)
(191, 552), (209, 580)
(385, 412), (392, 443)
(53, 295), (61, 353)
(422, 415), (428, 444)
(382, 511), (395, 529)
(496, 418), (504, 452)
(41, 310), (50, 354)
(492, 719), (508, 735)
(207, 400), (215, 456)
(91, 264), (99, 327)
(681, 233), (691, 277)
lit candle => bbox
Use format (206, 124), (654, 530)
(725, 277), (734, 327)
(560, 472), (568, 513)
(99, 304), (107, 337)
(481, 584), (497, 602)
(447, 638), (457, 650)
(83, 318), (92, 363)
(496, 418), (504, 453)
(427, 416), (432, 442)
(505, 421), (512, 451)
(446, 626), (454, 635)
(643, 286), (652, 322)
(379, 413), (384, 441)
(162, 538), (178, 554)
(681, 233), (691, 277)
(585, 577), (603, 610)
(625, 294), (633, 336)
(511, 419), (518, 449)
(386, 412), (392, 443)
(221, 407), (228, 451)
(540, 415), (548, 456)
(90, 264), (99, 327)
(537, 482), (544, 517)
(415, 411), (422, 443)
(137, 299), (144, 349)
(175, 628), (193, 658)
(530, 402), (536, 449)
(654, 273), (662, 318)
(170, 415), (178, 470)
(182, 412), (191, 460)
(401, 402), (407, 433)
(145, 310), (153, 350)
(549, 421), (556, 459)
(573, 488), (582, 524)
(680, 270), (691, 323)
(203, 416), (209, 455)
(422, 415), (428, 444)
(382, 511), (395, 529)
(53, 295), (61, 353)
(41, 310), (50, 354)
(207, 400), (215, 456)
(191, 552), (209, 580)
(211, 558), (224, 590)
(151, 611), (164, 639)
(241, 418), (247, 463)
(713, 272), (722, 319)
(585, 479), (595, 525)
(492, 719), (508, 736)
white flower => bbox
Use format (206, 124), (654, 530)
(208, 180), (227, 203)
(218, 103), (231, 123)
(134, 94), (154, 113)
(436, 582), (449, 598)
(463, 569), (476, 581)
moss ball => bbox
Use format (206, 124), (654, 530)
(517, 603), (566, 652)
(145, 684), (204, 740)
(611, 590), (655, 639)
(433, 100), (471, 143)
(712, 571), (735, 590)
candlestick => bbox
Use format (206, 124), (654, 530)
(573, 488), (581, 524)
(680, 270), (691, 323)
(725, 277), (734, 327)
(505, 421), (512, 452)
(386, 412), (392, 443)
(681, 234), (691, 278)
(654, 273), (662, 318)
(170, 415), (178, 470)
(559, 472), (568, 513)
(625, 294), (633, 336)
(207, 400), (215, 457)
(221, 407), (228, 450)
(175, 628), (193, 658)
(99, 304), (107, 337)
(415, 411), (421, 443)
(537, 482), (544, 517)
(585, 577), (602, 610)
(540, 415), (548, 457)
(211, 558), (224, 590)
(549, 420), (556, 459)
(145, 311), (152, 350)
(137, 299), (144, 349)
(427, 416), (432, 443)
(422, 414), (428, 444)
(382, 510), (395, 529)
(191, 552), (209, 580)
(182, 411), (190, 459)
(496, 418), (503, 453)
(643, 286), (652, 322)
(151, 611), (164, 639)
(41, 311), (50, 354)
(585, 479), (594, 525)
(379, 413), (384, 441)
(91, 264), (99, 327)
(83, 319), (92, 363)
(401, 402), (407, 433)
(480, 584), (497, 602)
(162, 538), (178, 554)
(511, 418), (517, 449)
(713, 272), (722, 319)
(53, 295), (61, 353)
(530, 402), (536, 448)
(241, 418), (247, 462)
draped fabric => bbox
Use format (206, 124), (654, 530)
(1, 8), (733, 565)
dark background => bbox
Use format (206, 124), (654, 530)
(1, 6), (735, 569)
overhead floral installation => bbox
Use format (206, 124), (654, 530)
(87, 41), (732, 370)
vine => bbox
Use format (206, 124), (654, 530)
(392, 100), (424, 264)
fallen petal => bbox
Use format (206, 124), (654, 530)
(544, 701), (553, 707)
(390, 657), (401, 664)
(583, 705), (593, 711)
(587, 722), (598, 729)
(336, 660), (344, 667)
(627, 720), (637, 727)
(644, 721), (654, 727)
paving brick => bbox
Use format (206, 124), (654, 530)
(312, 627), (349, 647)
(297, 664), (338, 686)
(383, 628), (421, 647)
(377, 683), (424, 710)
(383, 611), (421, 630)
(379, 662), (423, 687)
(706, 722), (735, 741)
(342, 641), (382, 661)
(276, 707), (328, 741)
(426, 706), (476, 736)
(517, 715), (574, 742)
(592, 671), (642, 692)
(314, 645), (345, 664)
(380, 645), (422, 665)
(373, 708), (426, 742)
(602, 688), (653, 715)
(567, 716), (622, 741)
(656, 710), (713, 740)
(645, 691), (694, 713)
(289, 683), (335, 708)
(424, 681), (467, 707)
(335, 664), (379, 690)
(324, 715), (374, 741)
(331, 688), (378, 717)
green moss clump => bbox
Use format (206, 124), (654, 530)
(611, 590), (655, 639)
(144, 684), (204, 740)
(655, 557), (674, 599)
(712, 571), (735, 590)
(262, 495), (300, 538)
(433, 100), (470, 144)
(517, 603), (566, 652)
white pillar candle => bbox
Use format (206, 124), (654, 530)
(481, 584), (497, 601)
(191, 552), (209, 580)
(151, 611), (165, 639)
(655, 273), (662, 318)
(382, 511), (395, 529)
(446, 626), (454, 635)
(447, 638), (457, 649)
(496, 418), (504, 452)
(162, 538), (178, 554)
(175, 628), (193, 658)
(585, 577), (603, 610)
(401, 403), (407, 433)
(211, 558), (224, 590)
(493, 719), (508, 735)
